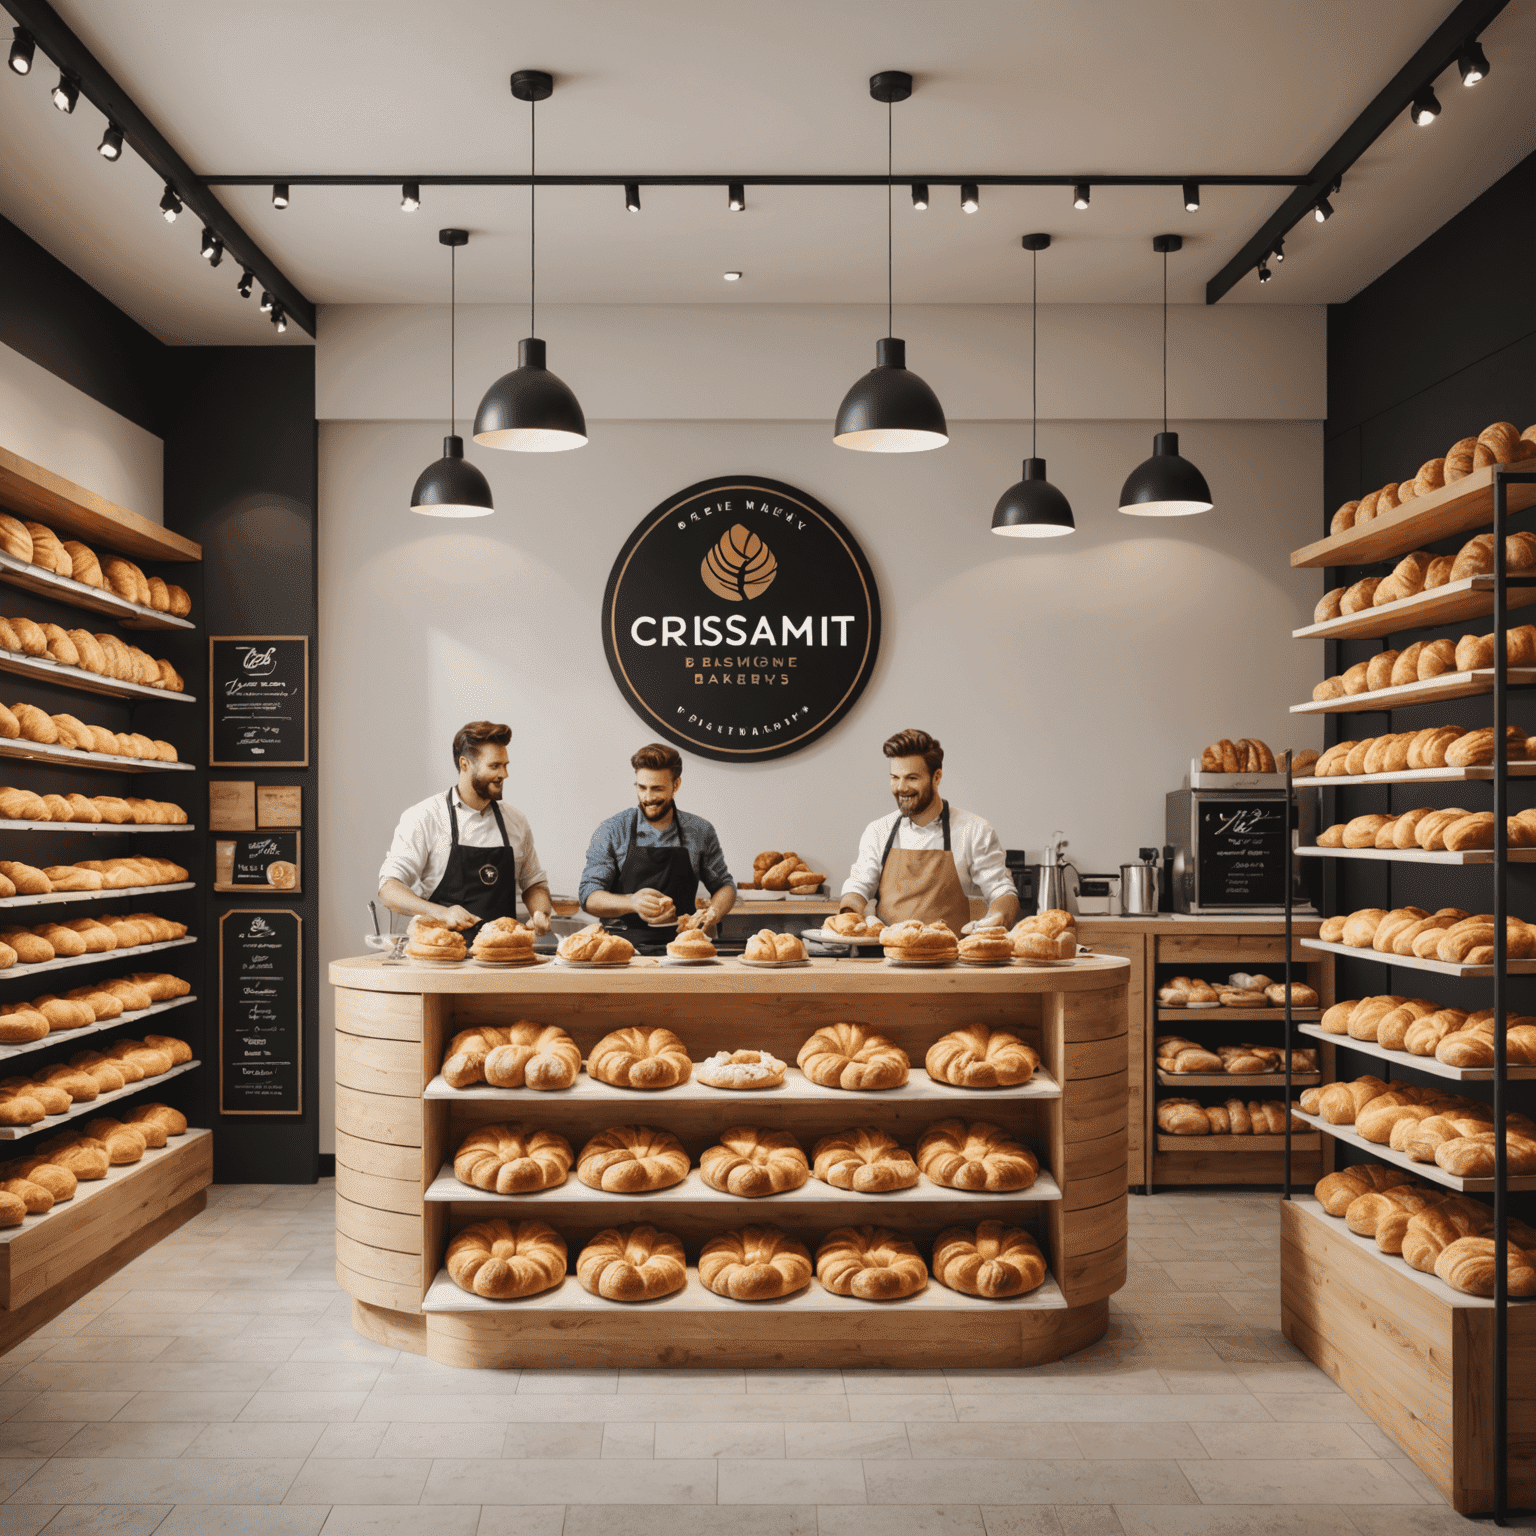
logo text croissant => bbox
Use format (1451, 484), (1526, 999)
(700, 524), (777, 603)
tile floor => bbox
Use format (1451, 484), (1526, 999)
(0, 1184), (1516, 1535)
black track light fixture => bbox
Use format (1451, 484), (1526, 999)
(1458, 38), (1489, 85)
(1272, 237), (1284, 264)
(1072, 182), (1090, 211)
(834, 71), (947, 453)
(8, 27), (34, 75)
(1314, 195), (1334, 223)
(1257, 259), (1271, 283)
(51, 73), (78, 113)
(237, 268), (254, 298)
(272, 182), (289, 209)
(207, 238), (224, 268)
(1119, 234), (1213, 518)
(159, 184), (181, 222)
(273, 308), (288, 334)
(992, 234), (1074, 539)
(911, 183), (928, 210)
(1410, 86), (1441, 126)
(624, 183), (640, 213)
(200, 226), (217, 259)
(259, 290), (273, 314)
(97, 123), (123, 161)
(961, 182), (979, 213)
(401, 181), (420, 212)
(728, 182), (745, 212)
(1183, 182), (1200, 212)
(414, 228), (495, 518)
(474, 70), (588, 452)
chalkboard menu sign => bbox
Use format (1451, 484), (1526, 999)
(1196, 797), (1288, 908)
(210, 637), (309, 767)
(220, 908), (302, 1115)
(215, 831), (301, 893)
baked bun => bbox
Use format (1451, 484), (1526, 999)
(924, 1025), (1039, 1088)
(576, 1125), (689, 1192)
(470, 917), (536, 962)
(796, 1023), (909, 1090)
(916, 1119), (1039, 1191)
(698, 1225), (813, 1300)
(453, 1124), (574, 1193)
(743, 929), (807, 962)
(700, 1127), (809, 1196)
(556, 923), (635, 964)
(826, 911), (884, 940)
(957, 928), (1014, 963)
(445, 1022), (582, 1093)
(405, 915), (466, 962)
(695, 1049), (786, 1090)
(447, 1218), (567, 1300)
(588, 1026), (692, 1090)
(577, 1223), (686, 1301)
(666, 929), (717, 960)
(815, 1224), (927, 1300)
(932, 1221), (1047, 1298)
(880, 919), (959, 961)
(810, 1127), (919, 1193)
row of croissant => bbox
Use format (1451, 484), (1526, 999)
(1312, 625), (1536, 702)
(448, 1217), (1047, 1304)
(1310, 725), (1519, 778)
(0, 616), (184, 692)
(1157, 1037), (1316, 1076)
(0, 856), (187, 897)
(1158, 974), (1317, 1009)
(0, 971), (190, 1045)
(1156, 1098), (1302, 1136)
(454, 1120), (1040, 1198)
(1318, 905), (1534, 965)
(440, 1021), (1038, 1093)
(0, 514), (191, 617)
(0, 1032), (192, 1128)
(0, 911), (185, 974)
(0, 1101), (188, 1227)
(1315, 1164), (1534, 1298)
(1319, 808), (1536, 853)
(1320, 997), (1531, 1068)
(0, 701), (177, 762)
(1316, 532), (1536, 622)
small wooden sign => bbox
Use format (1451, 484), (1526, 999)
(209, 781), (256, 832)
(257, 785), (302, 827)
(219, 908), (302, 1115)
(210, 636), (309, 767)
(215, 831), (301, 893)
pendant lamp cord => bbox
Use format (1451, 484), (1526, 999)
(1031, 246), (1038, 461)
(449, 240), (456, 432)
(1161, 247), (1168, 435)
(529, 97), (537, 338)
(886, 99), (893, 339)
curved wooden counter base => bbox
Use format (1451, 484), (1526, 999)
(331, 953), (1129, 1369)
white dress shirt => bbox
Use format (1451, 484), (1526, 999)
(378, 789), (548, 901)
(841, 803), (1014, 913)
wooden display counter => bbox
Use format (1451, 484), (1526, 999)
(329, 953), (1129, 1370)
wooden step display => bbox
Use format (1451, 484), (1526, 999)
(1295, 1022), (1536, 1082)
(329, 953), (1130, 1369)
(0, 648), (196, 704)
(1290, 667), (1536, 717)
(1292, 575), (1536, 642)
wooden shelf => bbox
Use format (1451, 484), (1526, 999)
(1301, 936), (1536, 977)
(0, 648), (195, 705)
(0, 1058), (200, 1141)
(1155, 1008), (1322, 1023)
(0, 934), (195, 985)
(0, 552), (192, 632)
(1156, 1070), (1320, 1089)
(0, 881), (193, 910)
(1295, 1022), (1536, 1082)
(1296, 763), (1536, 788)
(1155, 1132), (1320, 1153)
(0, 739), (192, 774)
(426, 1164), (1063, 1207)
(1298, 846), (1536, 866)
(0, 993), (197, 1063)
(420, 1264), (1068, 1315)
(1291, 667), (1536, 717)
(1291, 576), (1536, 642)
(1289, 1105), (1536, 1191)
(0, 819), (196, 835)
(423, 1064), (1062, 1105)
(1290, 459), (1536, 571)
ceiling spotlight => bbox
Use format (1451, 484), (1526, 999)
(237, 268), (254, 298)
(723, 271), (742, 281)
(272, 182), (289, 209)
(8, 27), (34, 75)
(273, 307), (288, 334)
(159, 184), (182, 222)
(401, 181), (420, 212)
(207, 239), (224, 268)
(624, 183), (640, 213)
(910, 183), (928, 210)
(1410, 87), (1441, 126)
(728, 182), (745, 212)
(1314, 196), (1334, 223)
(1073, 182), (1090, 211)
(961, 182), (979, 213)
(51, 73), (78, 113)
(259, 290), (273, 314)
(1459, 39), (1489, 85)
(1272, 237), (1285, 264)
(200, 227), (218, 259)
(1182, 182), (1199, 212)
(1257, 259), (1272, 284)
(97, 123), (123, 161)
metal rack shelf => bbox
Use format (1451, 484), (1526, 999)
(0, 1058), (200, 1140)
(1296, 1022), (1536, 1082)
(0, 993), (197, 1062)
(1291, 667), (1536, 717)
(0, 739), (192, 774)
(0, 550), (192, 632)
(0, 648), (195, 704)
(0, 881), (193, 910)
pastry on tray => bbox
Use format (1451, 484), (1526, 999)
(471, 916), (537, 963)
(666, 928), (716, 960)
(881, 919), (959, 962)
(556, 923), (635, 964)
(406, 915), (466, 962)
(825, 911), (885, 940)
(797, 1023), (909, 1090)
(695, 1049), (786, 1090)
(743, 929), (807, 963)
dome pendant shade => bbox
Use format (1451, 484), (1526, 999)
(833, 337), (948, 453)
(1118, 431), (1213, 517)
(992, 458), (1074, 537)
(473, 338), (588, 452)
(411, 435), (495, 518)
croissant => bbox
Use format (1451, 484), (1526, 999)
(576, 1125), (689, 1192)
(1401, 1196), (1494, 1271)
(925, 1025), (1039, 1088)
(577, 1223), (687, 1301)
(815, 1224), (927, 1300)
(932, 1222), (1046, 1298)
(915, 1119), (1038, 1190)
(447, 1218), (566, 1300)
(453, 1124), (573, 1193)
(698, 1225), (813, 1301)
(797, 1023), (908, 1090)
(1345, 1185), (1442, 1237)
(587, 1027), (692, 1090)
(810, 1127), (918, 1193)
(556, 923), (635, 964)
(702, 1128), (810, 1196)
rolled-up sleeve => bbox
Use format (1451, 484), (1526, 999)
(968, 819), (1015, 905)
(578, 814), (624, 909)
(378, 804), (430, 894)
(516, 828), (548, 895)
(840, 819), (886, 904)
(693, 821), (735, 895)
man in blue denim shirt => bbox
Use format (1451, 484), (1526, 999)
(580, 743), (737, 932)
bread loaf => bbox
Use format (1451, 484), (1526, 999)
(915, 1119), (1039, 1191)
(1315, 587), (1346, 623)
(577, 1223), (687, 1301)
(698, 1225), (813, 1300)
(797, 1023), (909, 1090)
(1329, 502), (1359, 536)
(1315, 1162), (1416, 1215)
(1340, 578), (1381, 614)
(447, 1218), (566, 1299)
(703, 1128), (810, 1196)
(932, 1221), (1046, 1297)
(815, 1224), (927, 1299)
(441, 1022), (581, 1091)
(1434, 1236), (1536, 1298)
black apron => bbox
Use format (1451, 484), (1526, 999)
(610, 807), (700, 933)
(425, 790), (519, 942)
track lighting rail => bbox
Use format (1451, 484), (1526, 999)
(201, 173), (1309, 190)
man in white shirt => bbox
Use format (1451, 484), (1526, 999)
(839, 728), (1019, 934)
(377, 720), (553, 937)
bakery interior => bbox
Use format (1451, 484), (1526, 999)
(3, 0), (1536, 1529)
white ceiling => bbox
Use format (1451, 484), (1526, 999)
(0, 0), (1532, 343)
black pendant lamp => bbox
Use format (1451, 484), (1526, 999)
(473, 70), (588, 453)
(1118, 235), (1213, 517)
(992, 234), (1074, 538)
(834, 72), (947, 453)
(412, 229), (495, 518)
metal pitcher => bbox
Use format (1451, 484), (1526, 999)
(1120, 861), (1158, 915)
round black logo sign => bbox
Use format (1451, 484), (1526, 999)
(478, 863), (500, 887)
(603, 477), (881, 764)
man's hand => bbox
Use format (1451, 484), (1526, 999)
(633, 888), (675, 923)
(441, 905), (480, 930)
(526, 909), (551, 936)
(696, 906), (719, 932)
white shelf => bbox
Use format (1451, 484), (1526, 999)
(0, 881), (194, 910)
(1294, 764), (1536, 788)
(0, 1128), (209, 1243)
(1289, 1106), (1536, 1192)
(1155, 1070), (1320, 1089)
(1290, 667), (1536, 718)
(1291, 575), (1536, 643)
(1290, 1198), (1536, 1308)
(0, 934), (194, 983)
(422, 1063), (1061, 1105)
(0, 550), (192, 631)
(426, 1164), (1063, 1206)
(1298, 846), (1536, 866)
(1296, 1022), (1536, 1082)
(0, 820), (196, 835)
(0, 647), (195, 704)
(420, 1265), (1067, 1314)
(0, 738), (192, 774)
(0, 993), (197, 1062)
(1301, 937), (1536, 978)
(0, 1057), (200, 1140)
(1155, 1009), (1322, 1024)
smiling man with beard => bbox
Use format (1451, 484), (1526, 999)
(838, 728), (1019, 934)
(581, 742), (737, 932)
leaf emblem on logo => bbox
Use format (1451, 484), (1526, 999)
(700, 523), (777, 603)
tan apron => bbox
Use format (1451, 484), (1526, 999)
(876, 800), (972, 935)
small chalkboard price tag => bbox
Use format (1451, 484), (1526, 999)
(220, 908), (302, 1115)
(1196, 799), (1288, 908)
(215, 831), (301, 893)
(210, 636), (309, 767)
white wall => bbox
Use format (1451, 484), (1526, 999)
(316, 301), (1327, 1153)
(0, 340), (163, 522)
